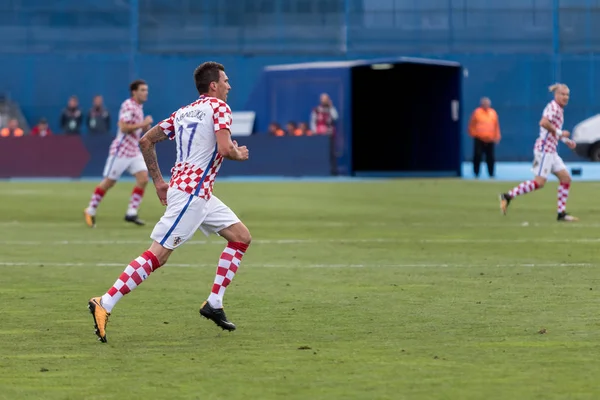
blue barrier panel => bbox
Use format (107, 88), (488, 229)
(217, 135), (332, 177)
(80, 134), (331, 178)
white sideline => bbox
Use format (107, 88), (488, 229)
(0, 262), (594, 268)
(1, 237), (600, 246)
(2, 221), (600, 229)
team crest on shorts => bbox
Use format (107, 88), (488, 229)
(173, 237), (182, 246)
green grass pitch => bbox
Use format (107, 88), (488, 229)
(1, 179), (600, 399)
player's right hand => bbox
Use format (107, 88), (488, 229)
(155, 181), (169, 206)
(231, 140), (249, 160)
(236, 145), (249, 161)
(144, 116), (154, 126)
(561, 130), (570, 138)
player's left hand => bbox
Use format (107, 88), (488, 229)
(155, 181), (169, 206)
(567, 139), (576, 149)
(144, 115), (154, 126)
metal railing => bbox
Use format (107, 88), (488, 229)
(0, 0), (597, 55)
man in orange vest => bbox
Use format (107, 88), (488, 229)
(0, 118), (25, 137)
(469, 97), (501, 178)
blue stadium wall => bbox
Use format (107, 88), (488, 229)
(0, 135), (332, 178)
(1, 0), (598, 164)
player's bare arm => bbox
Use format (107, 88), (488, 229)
(139, 125), (169, 205)
(539, 117), (569, 137)
(119, 116), (154, 133)
(216, 129), (249, 161)
(139, 125), (167, 182)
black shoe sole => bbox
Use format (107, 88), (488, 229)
(88, 300), (108, 343)
(199, 305), (236, 331)
(124, 216), (145, 226)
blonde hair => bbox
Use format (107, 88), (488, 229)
(549, 83), (568, 93)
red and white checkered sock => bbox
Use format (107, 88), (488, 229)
(508, 180), (540, 198)
(86, 187), (106, 216)
(557, 182), (570, 213)
(207, 242), (249, 309)
(100, 250), (161, 313)
(126, 186), (145, 216)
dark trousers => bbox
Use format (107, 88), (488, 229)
(329, 133), (337, 175)
(473, 138), (495, 177)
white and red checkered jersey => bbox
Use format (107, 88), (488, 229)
(158, 96), (232, 199)
(534, 100), (564, 154)
(109, 98), (145, 158)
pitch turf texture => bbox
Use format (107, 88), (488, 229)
(1, 179), (600, 399)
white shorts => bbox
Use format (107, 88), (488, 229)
(532, 151), (567, 178)
(103, 154), (147, 181)
(150, 188), (241, 249)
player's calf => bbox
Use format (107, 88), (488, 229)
(500, 179), (543, 215)
(557, 179), (576, 221)
(84, 186), (106, 227)
(87, 248), (165, 343)
(196, 222), (252, 332)
(125, 186), (146, 225)
(84, 179), (116, 227)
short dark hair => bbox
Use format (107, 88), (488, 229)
(130, 79), (147, 93)
(194, 62), (225, 94)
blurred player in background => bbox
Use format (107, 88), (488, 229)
(499, 83), (578, 221)
(88, 62), (252, 343)
(83, 80), (153, 227)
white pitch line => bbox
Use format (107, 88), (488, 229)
(0, 238), (399, 246)
(0, 262), (594, 269)
(1, 237), (600, 246)
(2, 220), (600, 229)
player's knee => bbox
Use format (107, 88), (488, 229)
(534, 178), (546, 188)
(156, 252), (170, 266)
(136, 174), (149, 187)
(235, 227), (252, 246)
(229, 227), (251, 246)
(149, 241), (172, 266)
(240, 230), (252, 246)
(101, 179), (116, 190)
(222, 223), (252, 245)
(137, 177), (149, 187)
